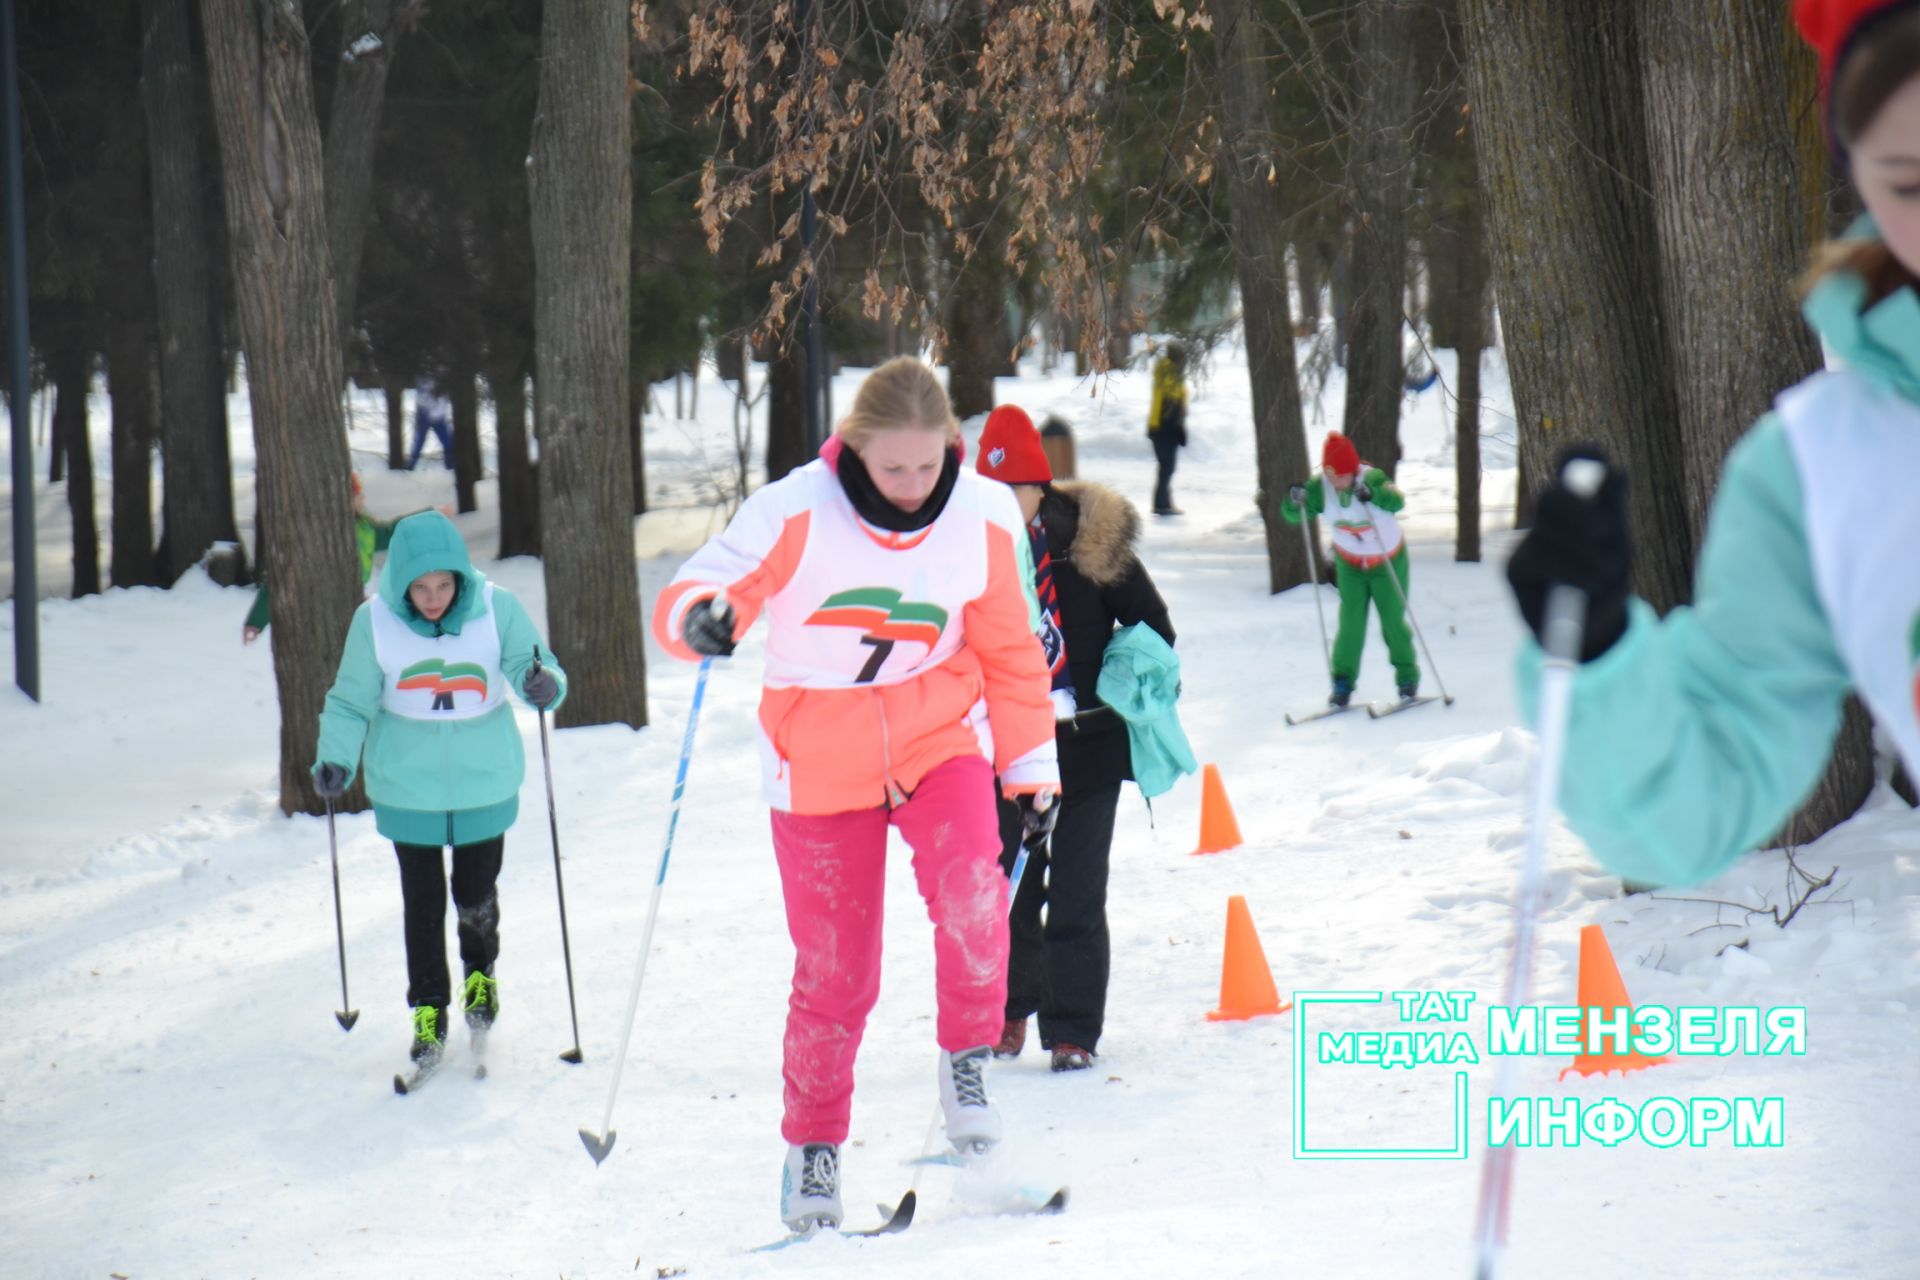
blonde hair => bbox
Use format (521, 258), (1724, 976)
(836, 357), (960, 451)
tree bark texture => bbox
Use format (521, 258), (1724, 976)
(199, 0), (364, 816)
(1340, 0), (1419, 476)
(1211, 0), (1314, 594)
(450, 369), (481, 513)
(629, 371), (649, 516)
(107, 314), (161, 587)
(1458, 0), (1691, 611)
(766, 344), (809, 484)
(493, 362), (538, 558)
(53, 347), (101, 598)
(141, 0), (241, 583)
(384, 373), (406, 469)
(324, 0), (411, 351)
(945, 252), (1006, 419)
(530, 0), (647, 730)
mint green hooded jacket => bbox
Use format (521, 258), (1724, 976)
(1519, 226), (1920, 886)
(315, 512), (567, 847)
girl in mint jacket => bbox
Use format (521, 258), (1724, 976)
(1506, 0), (1920, 888)
(313, 511), (566, 1065)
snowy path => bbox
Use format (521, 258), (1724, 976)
(4, 345), (1918, 1278)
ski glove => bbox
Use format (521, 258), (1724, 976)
(1505, 446), (1631, 663)
(1355, 482), (1374, 504)
(313, 762), (350, 799)
(682, 597), (737, 658)
(1018, 790), (1060, 845)
(522, 667), (560, 709)
(1287, 484), (1307, 506)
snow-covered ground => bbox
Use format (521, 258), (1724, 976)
(3, 333), (1917, 1279)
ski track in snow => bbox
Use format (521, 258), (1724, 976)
(3, 336), (1918, 1278)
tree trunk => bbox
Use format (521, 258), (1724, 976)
(530, 0), (647, 730)
(493, 361), (538, 558)
(1211, 0), (1314, 594)
(384, 373), (406, 469)
(324, 0), (409, 353)
(629, 370), (649, 516)
(1340, 0), (1420, 476)
(199, 0), (364, 816)
(1458, 0), (1690, 612)
(945, 254), (1004, 418)
(48, 386), (65, 485)
(449, 369), (481, 513)
(142, 0), (242, 584)
(53, 347), (101, 598)
(107, 314), (161, 588)
(1294, 243), (1322, 332)
(1774, 697), (1877, 848)
(766, 343), (809, 484)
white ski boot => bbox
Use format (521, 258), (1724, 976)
(779, 1142), (843, 1233)
(938, 1045), (1003, 1153)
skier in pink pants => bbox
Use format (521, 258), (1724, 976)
(652, 358), (1060, 1232)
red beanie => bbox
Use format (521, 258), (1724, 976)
(1322, 432), (1360, 478)
(1796, 0), (1912, 91)
(976, 405), (1052, 485)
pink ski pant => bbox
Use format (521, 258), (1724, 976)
(769, 754), (1009, 1145)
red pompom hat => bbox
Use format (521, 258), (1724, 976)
(1796, 0), (1912, 92)
(976, 405), (1052, 485)
(1322, 431), (1360, 478)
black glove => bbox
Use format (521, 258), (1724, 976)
(1287, 484), (1307, 506)
(1355, 482), (1374, 504)
(523, 667), (560, 709)
(1018, 790), (1060, 844)
(1506, 446), (1631, 663)
(313, 762), (349, 799)
(682, 597), (737, 658)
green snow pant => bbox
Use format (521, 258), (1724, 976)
(1330, 550), (1418, 690)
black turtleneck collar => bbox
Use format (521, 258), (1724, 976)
(836, 441), (961, 532)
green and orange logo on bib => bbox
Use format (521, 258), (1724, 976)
(806, 588), (949, 683)
(397, 659), (488, 711)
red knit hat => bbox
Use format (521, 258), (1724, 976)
(1322, 432), (1360, 478)
(976, 405), (1052, 485)
(1795, 0), (1912, 93)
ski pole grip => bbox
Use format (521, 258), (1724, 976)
(1560, 456), (1606, 500)
(532, 643), (543, 677)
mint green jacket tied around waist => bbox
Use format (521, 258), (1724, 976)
(1517, 222), (1919, 887)
(1096, 623), (1198, 799)
(316, 511), (567, 847)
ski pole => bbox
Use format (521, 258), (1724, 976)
(533, 644), (584, 1066)
(1295, 487), (1335, 679)
(1360, 494), (1454, 704)
(325, 798), (359, 1031)
(580, 653), (715, 1165)
(1469, 457), (1604, 1280)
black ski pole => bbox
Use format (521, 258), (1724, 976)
(533, 645), (584, 1064)
(325, 798), (359, 1031)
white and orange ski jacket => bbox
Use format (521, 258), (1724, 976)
(653, 437), (1059, 815)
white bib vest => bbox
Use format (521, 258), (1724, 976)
(1322, 487), (1403, 567)
(368, 581), (507, 721)
(1779, 371), (1920, 775)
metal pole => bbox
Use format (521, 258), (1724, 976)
(1296, 494), (1333, 678)
(3, 0), (39, 701)
(1361, 495), (1454, 704)
(533, 646), (585, 1065)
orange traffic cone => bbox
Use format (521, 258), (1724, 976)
(1192, 763), (1244, 855)
(1560, 924), (1669, 1079)
(1206, 895), (1291, 1021)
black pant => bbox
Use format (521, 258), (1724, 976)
(395, 837), (504, 1009)
(1151, 429), (1179, 513)
(997, 781), (1121, 1052)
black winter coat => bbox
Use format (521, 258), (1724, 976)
(1039, 481), (1175, 793)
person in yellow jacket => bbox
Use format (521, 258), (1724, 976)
(1147, 343), (1188, 516)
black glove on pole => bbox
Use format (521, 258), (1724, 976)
(1506, 447), (1632, 663)
(683, 597), (737, 657)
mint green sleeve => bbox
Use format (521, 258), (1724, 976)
(315, 607), (382, 783)
(1516, 416), (1851, 886)
(1014, 530), (1042, 632)
(494, 587), (569, 713)
(1365, 467), (1405, 513)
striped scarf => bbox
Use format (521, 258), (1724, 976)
(1030, 518), (1078, 715)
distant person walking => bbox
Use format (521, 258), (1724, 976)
(1146, 343), (1189, 516)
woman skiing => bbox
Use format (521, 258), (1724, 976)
(650, 358), (1058, 1232)
(1282, 431), (1420, 707)
(1506, 0), (1920, 886)
(312, 510), (566, 1074)
(975, 405), (1175, 1072)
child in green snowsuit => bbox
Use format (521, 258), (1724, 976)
(1281, 431), (1418, 707)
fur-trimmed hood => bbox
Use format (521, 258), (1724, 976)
(1047, 480), (1142, 587)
